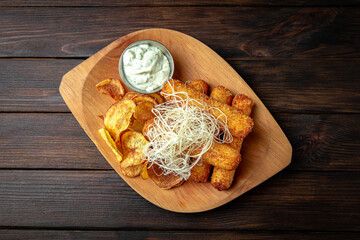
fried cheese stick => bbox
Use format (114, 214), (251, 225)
(187, 79), (209, 95)
(211, 93), (254, 190)
(143, 118), (241, 171)
(188, 79), (213, 182)
(190, 160), (212, 182)
(161, 79), (254, 138)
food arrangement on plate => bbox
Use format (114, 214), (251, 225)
(96, 39), (255, 191)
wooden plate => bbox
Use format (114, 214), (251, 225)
(59, 28), (292, 213)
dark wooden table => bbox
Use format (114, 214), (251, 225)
(1, 1), (359, 239)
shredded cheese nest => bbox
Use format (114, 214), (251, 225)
(143, 90), (232, 180)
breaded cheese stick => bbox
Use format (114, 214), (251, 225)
(211, 138), (242, 190)
(232, 94), (254, 116)
(192, 142), (241, 171)
(211, 93), (254, 190)
(187, 79), (209, 95)
(210, 86), (233, 105)
(161, 79), (254, 138)
(190, 160), (212, 182)
(188, 79), (212, 182)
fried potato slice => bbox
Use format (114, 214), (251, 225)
(119, 164), (142, 177)
(232, 94), (254, 116)
(141, 161), (149, 180)
(133, 94), (157, 105)
(96, 78), (125, 101)
(120, 130), (148, 168)
(148, 164), (184, 189)
(104, 100), (136, 140)
(134, 101), (155, 124)
(122, 92), (140, 100)
(98, 128), (123, 162)
(129, 118), (145, 132)
(187, 79), (209, 95)
(142, 118), (155, 140)
(149, 92), (165, 104)
(210, 85), (233, 105)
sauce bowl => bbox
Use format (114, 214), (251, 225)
(118, 40), (174, 94)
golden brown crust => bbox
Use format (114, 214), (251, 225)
(227, 137), (244, 152)
(142, 118), (155, 140)
(187, 79), (209, 95)
(96, 78), (125, 101)
(119, 164), (142, 177)
(134, 101), (155, 124)
(148, 164), (184, 189)
(161, 79), (254, 138)
(190, 160), (212, 182)
(232, 94), (254, 116)
(210, 86), (233, 105)
(122, 91), (140, 100)
(211, 167), (236, 191)
(193, 142), (241, 171)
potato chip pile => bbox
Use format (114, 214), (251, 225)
(96, 78), (163, 178)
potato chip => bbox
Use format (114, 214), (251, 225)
(134, 101), (155, 124)
(122, 92), (140, 100)
(98, 128), (123, 162)
(148, 164), (184, 189)
(129, 118), (145, 132)
(149, 92), (165, 104)
(119, 164), (142, 177)
(132, 94), (157, 105)
(142, 118), (155, 140)
(120, 131), (148, 168)
(104, 100), (136, 140)
(141, 161), (149, 180)
(96, 78), (125, 101)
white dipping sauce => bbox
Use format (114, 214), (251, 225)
(122, 44), (171, 92)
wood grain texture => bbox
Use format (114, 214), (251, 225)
(1, 59), (359, 113)
(0, 0), (359, 7)
(0, 170), (358, 231)
(0, 113), (108, 169)
(0, 230), (359, 240)
(0, 7), (358, 58)
(60, 28), (292, 212)
(0, 113), (358, 171)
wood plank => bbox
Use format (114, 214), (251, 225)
(0, 230), (359, 240)
(231, 59), (360, 113)
(0, 0), (359, 7)
(0, 7), (358, 58)
(1, 59), (359, 113)
(0, 113), (359, 171)
(0, 170), (358, 230)
(0, 59), (73, 112)
(0, 113), (109, 169)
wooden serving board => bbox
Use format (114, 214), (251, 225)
(59, 28), (292, 213)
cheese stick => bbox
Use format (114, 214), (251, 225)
(210, 86), (233, 105)
(211, 92), (254, 190)
(161, 79), (254, 138)
(187, 79), (209, 95)
(192, 142), (241, 171)
(190, 160), (212, 182)
(188, 79), (212, 182)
